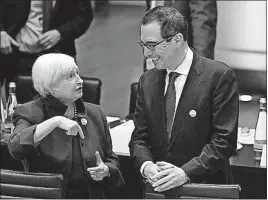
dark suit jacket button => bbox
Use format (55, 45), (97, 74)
(167, 152), (171, 157)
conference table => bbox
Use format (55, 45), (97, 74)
(108, 95), (267, 199)
(229, 96), (267, 199)
(0, 96), (267, 198)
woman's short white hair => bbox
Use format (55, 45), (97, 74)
(32, 53), (78, 97)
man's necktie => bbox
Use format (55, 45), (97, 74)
(42, 0), (53, 33)
(165, 72), (179, 140)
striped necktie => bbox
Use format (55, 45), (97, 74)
(165, 72), (179, 140)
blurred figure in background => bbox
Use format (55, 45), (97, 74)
(0, 0), (93, 84)
(165, 0), (217, 60)
(8, 53), (124, 198)
(94, 0), (109, 12)
(146, 0), (151, 11)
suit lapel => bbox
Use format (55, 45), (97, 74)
(166, 51), (204, 151)
(151, 69), (169, 145)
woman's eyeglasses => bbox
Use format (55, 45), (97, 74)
(138, 35), (174, 51)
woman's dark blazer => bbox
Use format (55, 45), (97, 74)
(8, 95), (124, 198)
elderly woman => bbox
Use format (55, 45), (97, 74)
(8, 53), (124, 198)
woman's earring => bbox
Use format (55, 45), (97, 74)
(50, 88), (59, 95)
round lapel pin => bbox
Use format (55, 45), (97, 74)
(189, 110), (196, 117)
(81, 118), (87, 125)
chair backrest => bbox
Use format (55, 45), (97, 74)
(0, 169), (64, 199)
(81, 77), (102, 105)
(144, 182), (241, 199)
(129, 82), (138, 116)
(14, 76), (102, 105)
(233, 68), (266, 96)
(14, 75), (37, 104)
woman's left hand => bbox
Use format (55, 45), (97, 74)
(87, 151), (110, 181)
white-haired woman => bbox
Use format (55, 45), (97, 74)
(8, 53), (124, 198)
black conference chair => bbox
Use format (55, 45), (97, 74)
(0, 169), (64, 199)
(0, 146), (24, 171)
(14, 75), (37, 104)
(144, 182), (241, 199)
(14, 75), (102, 105)
(233, 68), (266, 96)
(81, 77), (102, 105)
(128, 82), (138, 118)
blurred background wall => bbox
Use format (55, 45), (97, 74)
(215, 1), (266, 95)
(215, 1), (266, 71)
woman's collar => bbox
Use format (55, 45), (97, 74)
(42, 95), (86, 118)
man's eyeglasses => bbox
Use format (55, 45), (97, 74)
(138, 35), (174, 51)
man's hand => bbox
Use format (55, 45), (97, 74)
(144, 162), (159, 185)
(152, 161), (189, 192)
(0, 31), (19, 54)
(87, 151), (110, 181)
(38, 30), (61, 50)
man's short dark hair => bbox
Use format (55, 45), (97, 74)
(141, 6), (188, 41)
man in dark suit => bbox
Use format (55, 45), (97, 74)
(0, 0), (93, 83)
(129, 6), (238, 196)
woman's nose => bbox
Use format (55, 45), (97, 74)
(77, 75), (83, 85)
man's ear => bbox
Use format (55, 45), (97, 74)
(174, 33), (183, 44)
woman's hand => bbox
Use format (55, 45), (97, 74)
(57, 116), (84, 139)
(34, 116), (83, 145)
(87, 151), (110, 181)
